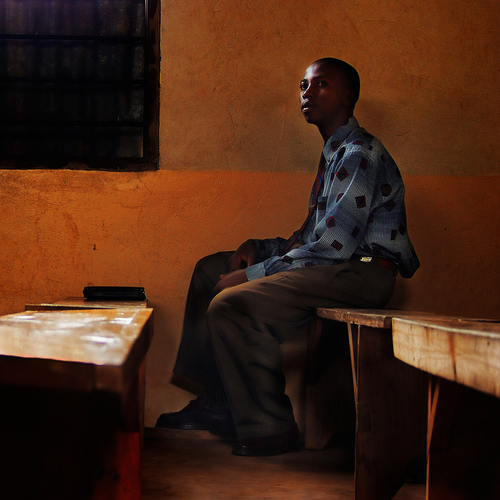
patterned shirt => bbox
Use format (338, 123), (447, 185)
(245, 116), (420, 280)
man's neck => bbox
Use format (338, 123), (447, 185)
(319, 115), (353, 143)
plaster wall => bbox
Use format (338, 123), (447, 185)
(0, 0), (499, 426)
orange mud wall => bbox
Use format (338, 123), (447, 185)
(1, 0), (499, 426)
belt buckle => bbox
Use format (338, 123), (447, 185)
(360, 256), (373, 263)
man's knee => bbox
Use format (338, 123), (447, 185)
(207, 286), (234, 320)
(206, 285), (253, 338)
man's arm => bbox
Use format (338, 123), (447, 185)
(227, 239), (257, 271)
(215, 268), (248, 292)
(245, 147), (384, 280)
(214, 240), (257, 292)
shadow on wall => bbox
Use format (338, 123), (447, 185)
(385, 175), (500, 319)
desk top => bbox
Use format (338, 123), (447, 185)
(0, 308), (153, 393)
(392, 317), (500, 398)
(26, 297), (148, 311)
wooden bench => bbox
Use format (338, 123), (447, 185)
(393, 317), (500, 500)
(306, 308), (439, 500)
(0, 307), (153, 500)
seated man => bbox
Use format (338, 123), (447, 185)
(157, 57), (420, 457)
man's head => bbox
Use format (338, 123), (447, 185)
(300, 58), (360, 140)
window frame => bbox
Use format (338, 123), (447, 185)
(0, 0), (160, 172)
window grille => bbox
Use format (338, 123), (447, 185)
(0, 0), (160, 170)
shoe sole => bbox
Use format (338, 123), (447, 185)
(232, 442), (301, 457)
(155, 421), (236, 437)
(156, 422), (211, 431)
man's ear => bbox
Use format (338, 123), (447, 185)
(343, 89), (356, 109)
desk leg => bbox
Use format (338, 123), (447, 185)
(121, 359), (146, 439)
(0, 385), (141, 500)
(352, 324), (427, 500)
(427, 378), (500, 500)
(95, 426), (141, 500)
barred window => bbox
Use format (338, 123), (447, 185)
(0, 0), (160, 170)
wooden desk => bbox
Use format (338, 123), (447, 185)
(0, 308), (153, 500)
(306, 309), (433, 500)
(26, 296), (148, 311)
(393, 317), (500, 500)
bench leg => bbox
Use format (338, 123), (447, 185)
(352, 324), (427, 500)
(304, 317), (355, 450)
(427, 377), (500, 500)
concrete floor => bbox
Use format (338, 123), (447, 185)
(141, 429), (425, 500)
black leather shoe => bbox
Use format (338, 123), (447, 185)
(156, 399), (235, 437)
(232, 424), (301, 457)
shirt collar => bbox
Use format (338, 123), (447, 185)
(323, 116), (359, 162)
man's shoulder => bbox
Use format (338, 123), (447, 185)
(339, 127), (402, 180)
(346, 126), (377, 146)
(344, 127), (391, 159)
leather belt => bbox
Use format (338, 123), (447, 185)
(352, 255), (399, 274)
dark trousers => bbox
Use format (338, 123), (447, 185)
(173, 252), (396, 439)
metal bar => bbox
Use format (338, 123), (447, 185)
(0, 77), (144, 85)
(2, 121), (144, 127)
(0, 34), (145, 43)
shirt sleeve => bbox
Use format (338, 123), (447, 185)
(246, 146), (379, 280)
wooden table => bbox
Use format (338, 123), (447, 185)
(393, 317), (500, 500)
(26, 296), (148, 311)
(306, 309), (436, 500)
(0, 307), (153, 500)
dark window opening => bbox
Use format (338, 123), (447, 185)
(0, 0), (160, 170)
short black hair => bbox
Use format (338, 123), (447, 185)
(314, 57), (360, 108)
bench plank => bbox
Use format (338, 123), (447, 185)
(392, 317), (500, 398)
(316, 308), (442, 329)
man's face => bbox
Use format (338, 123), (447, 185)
(300, 62), (352, 132)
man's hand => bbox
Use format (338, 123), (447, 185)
(214, 240), (256, 293)
(228, 239), (257, 272)
(214, 269), (249, 293)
